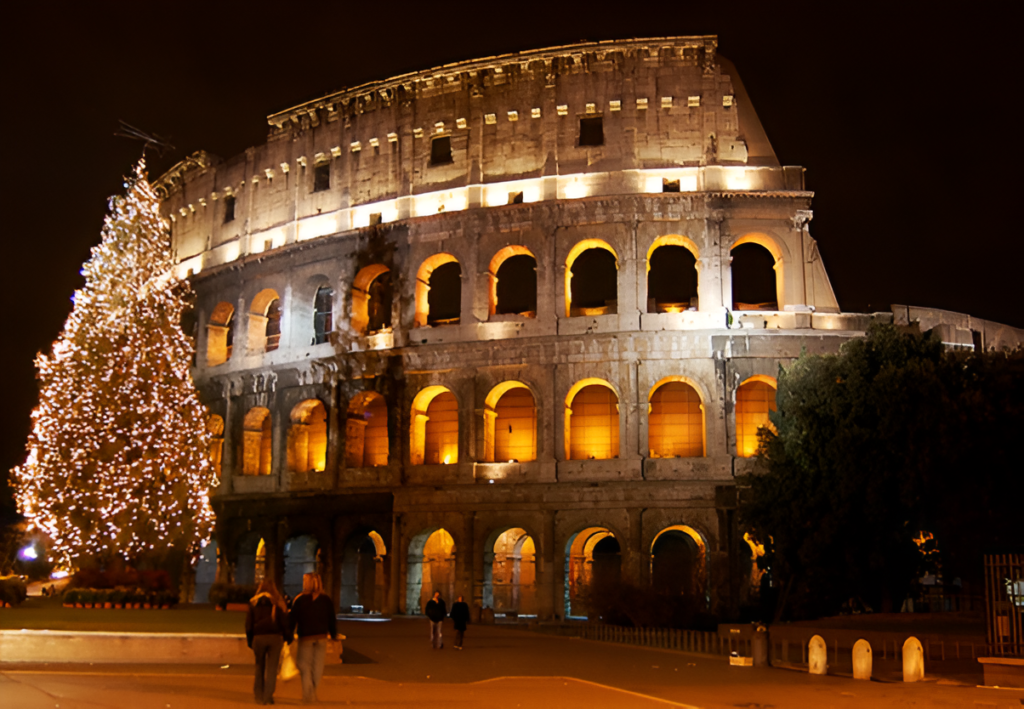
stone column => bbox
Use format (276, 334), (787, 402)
(386, 513), (402, 615)
(543, 510), (560, 620)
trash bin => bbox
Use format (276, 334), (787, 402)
(752, 624), (769, 667)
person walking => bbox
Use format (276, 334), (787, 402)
(425, 590), (447, 649)
(449, 595), (470, 650)
(289, 573), (337, 704)
(245, 579), (291, 706)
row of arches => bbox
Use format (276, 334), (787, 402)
(222, 376), (775, 477)
(204, 237), (780, 367)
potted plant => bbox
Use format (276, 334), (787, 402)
(110, 589), (126, 609)
(80, 589), (95, 609)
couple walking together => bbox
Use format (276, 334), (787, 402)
(425, 591), (470, 650)
(245, 572), (338, 705)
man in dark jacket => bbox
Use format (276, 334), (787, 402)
(449, 595), (470, 649)
(424, 591), (447, 649)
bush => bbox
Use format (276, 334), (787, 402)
(63, 588), (80, 605)
(581, 580), (717, 630)
(0, 576), (28, 606)
(68, 567), (171, 592)
(209, 582), (254, 607)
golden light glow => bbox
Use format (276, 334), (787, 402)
(648, 378), (705, 458)
(414, 253), (459, 328)
(288, 399), (327, 473)
(410, 386), (458, 465)
(565, 380), (619, 460)
(483, 382), (537, 462)
(564, 239), (619, 317)
(736, 376), (777, 457)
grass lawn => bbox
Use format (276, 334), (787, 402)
(0, 596), (244, 634)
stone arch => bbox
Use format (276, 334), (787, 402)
(312, 283), (334, 345)
(736, 375), (778, 457)
(339, 530), (387, 612)
(564, 526), (621, 618)
(415, 253), (461, 327)
(489, 245), (537, 317)
(207, 414), (224, 478)
(650, 525), (707, 602)
(206, 301), (234, 366)
(646, 236), (700, 313)
(193, 539), (218, 603)
(235, 531), (266, 587)
(648, 377), (705, 458)
(351, 264), (392, 335)
(346, 391), (389, 468)
(287, 399), (327, 473)
(565, 378), (620, 460)
(410, 386), (459, 466)
(483, 381), (537, 462)
(283, 534), (320, 599)
(482, 526), (538, 616)
(406, 527), (456, 613)
(731, 233), (783, 311)
(565, 239), (619, 317)
(249, 288), (282, 352)
(242, 407), (272, 476)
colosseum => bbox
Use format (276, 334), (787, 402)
(158, 36), (1023, 619)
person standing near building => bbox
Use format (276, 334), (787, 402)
(289, 573), (337, 703)
(245, 579), (291, 706)
(425, 590), (447, 649)
(449, 595), (470, 650)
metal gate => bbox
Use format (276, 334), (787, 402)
(985, 554), (1023, 657)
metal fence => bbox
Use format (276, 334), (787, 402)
(551, 623), (744, 656)
(985, 553), (1023, 657)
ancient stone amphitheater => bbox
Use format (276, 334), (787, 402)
(159, 36), (1021, 618)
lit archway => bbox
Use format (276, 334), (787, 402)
(406, 528), (456, 613)
(650, 525), (707, 601)
(565, 526), (620, 618)
(646, 236), (699, 313)
(235, 532), (266, 587)
(346, 392), (389, 468)
(565, 379), (619, 460)
(194, 539), (218, 603)
(731, 234), (782, 311)
(483, 527), (537, 616)
(489, 246), (537, 317)
(410, 386), (458, 465)
(483, 382), (537, 462)
(648, 377), (705, 458)
(287, 399), (327, 473)
(242, 407), (272, 476)
(249, 288), (282, 352)
(207, 415), (224, 478)
(736, 375), (777, 457)
(206, 301), (234, 366)
(351, 264), (392, 335)
(565, 239), (618, 317)
(415, 254), (461, 327)
(339, 530), (386, 612)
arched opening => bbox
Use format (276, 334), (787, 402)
(565, 379), (619, 460)
(287, 400), (327, 473)
(312, 285), (333, 344)
(249, 288), (283, 353)
(193, 539), (218, 603)
(410, 386), (458, 466)
(566, 240), (618, 317)
(490, 246), (537, 317)
(345, 392), (389, 468)
(351, 265), (393, 335)
(415, 254), (461, 327)
(406, 528), (455, 613)
(565, 527), (620, 618)
(650, 526), (706, 601)
(647, 238), (699, 313)
(206, 301), (234, 366)
(648, 378), (705, 458)
(242, 407), (272, 476)
(483, 527), (537, 616)
(731, 241), (779, 311)
(339, 531), (386, 613)
(483, 382), (537, 463)
(736, 375), (778, 457)
(283, 534), (320, 600)
(207, 415), (224, 478)
(235, 532), (266, 587)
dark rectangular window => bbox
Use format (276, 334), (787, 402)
(223, 195), (235, 223)
(663, 179), (680, 193)
(508, 191), (524, 204)
(579, 116), (604, 147)
(313, 163), (331, 192)
(313, 286), (333, 345)
(430, 135), (453, 165)
(368, 212), (383, 226)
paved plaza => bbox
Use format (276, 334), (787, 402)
(2, 617), (1023, 708)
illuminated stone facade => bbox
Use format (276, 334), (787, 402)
(162, 36), (1023, 616)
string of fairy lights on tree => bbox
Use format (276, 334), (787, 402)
(11, 161), (216, 567)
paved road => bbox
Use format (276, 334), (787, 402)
(2, 617), (1022, 708)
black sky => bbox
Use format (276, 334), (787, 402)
(2, 2), (1020, 488)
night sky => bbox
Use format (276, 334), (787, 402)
(3, 3), (1020, 493)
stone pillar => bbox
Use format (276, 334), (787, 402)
(699, 208), (727, 313)
(457, 512), (475, 603)
(625, 507), (644, 586)
(386, 514), (402, 615)
(538, 510), (558, 620)
(471, 513), (486, 622)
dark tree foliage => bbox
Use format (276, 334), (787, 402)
(740, 323), (1024, 620)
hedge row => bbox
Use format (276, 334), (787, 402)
(0, 576), (28, 607)
(63, 587), (178, 608)
(208, 582), (255, 607)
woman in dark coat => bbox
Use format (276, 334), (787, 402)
(245, 578), (291, 705)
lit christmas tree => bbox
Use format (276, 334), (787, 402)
(12, 161), (216, 568)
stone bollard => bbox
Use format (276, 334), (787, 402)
(752, 625), (769, 667)
(852, 639), (872, 680)
(902, 636), (924, 682)
(808, 635), (827, 675)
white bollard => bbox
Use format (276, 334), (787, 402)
(902, 636), (924, 682)
(852, 638), (872, 680)
(808, 634), (827, 675)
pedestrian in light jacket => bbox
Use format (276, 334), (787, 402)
(245, 579), (291, 706)
(449, 595), (470, 649)
(289, 573), (337, 704)
(425, 591), (447, 649)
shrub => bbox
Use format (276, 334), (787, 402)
(0, 576), (28, 606)
(582, 580), (717, 630)
(209, 582), (254, 607)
